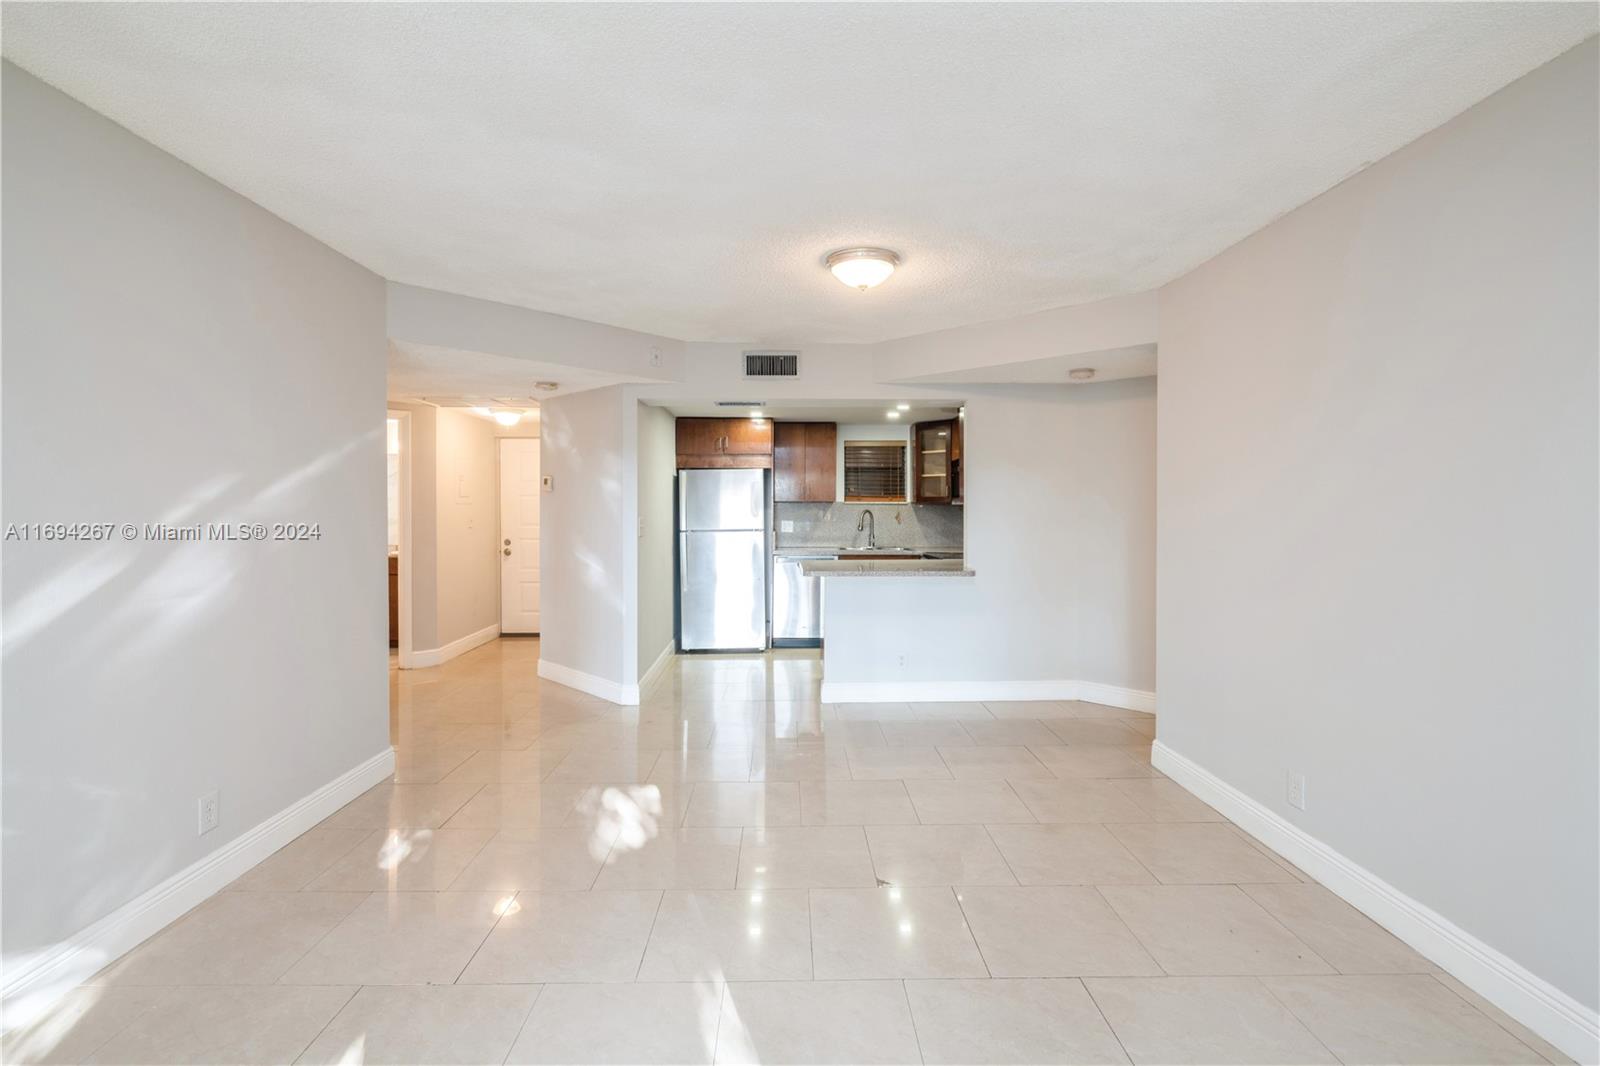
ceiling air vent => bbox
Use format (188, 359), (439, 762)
(743, 350), (800, 378)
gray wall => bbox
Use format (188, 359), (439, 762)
(1157, 38), (1598, 1012)
(539, 386), (627, 684)
(635, 402), (677, 676)
(824, 378), (1157, 692)
(1, 64), (390, 954)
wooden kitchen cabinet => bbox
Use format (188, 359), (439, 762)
(676, 417), (774, 469)
(912, 418), (957, 504)
(773, 422), (837, 502)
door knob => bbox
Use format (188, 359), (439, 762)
(503, 538), (511, 546)
(503, 547), (512, 556)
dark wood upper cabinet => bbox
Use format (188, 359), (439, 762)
(912, 418), (957, 504)
(677, 417), (774, 469)
(803, 423), (837, 501)
(773, 422), (837, 502)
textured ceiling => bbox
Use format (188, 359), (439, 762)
(4, 4), (1594, 344)
(386, 341), (634, 404)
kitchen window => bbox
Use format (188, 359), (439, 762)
(843, 440), (908, 501)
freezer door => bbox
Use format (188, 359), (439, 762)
(772, 557), (823, 640)
(680, 530), (767, 650)
(680, 468), (765, 530)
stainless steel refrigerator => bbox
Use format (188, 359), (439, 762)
(678, 468), (768, 651)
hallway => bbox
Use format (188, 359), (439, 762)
(5, 640), (1566, 1064)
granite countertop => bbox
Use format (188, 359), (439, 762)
(798, 557), (974, 577)
(774, 545), (963, 556)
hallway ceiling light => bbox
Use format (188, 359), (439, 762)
(896, 403), (910, 411)
(826, 247), (899, 291)
(494, 410), (525, 426)
(886, 410), (901, 420)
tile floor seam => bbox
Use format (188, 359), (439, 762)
(899, 977), (930, 1065)
(497, 979), (547, 1066)
(949, 884), (995, 980)
(451, 888), (521, 985)
(1089, 884), (1172, 978)
(1252, 972), (1354, 1065)
(1077, 976), (1137, 1066)
(287, 981), (363, 1065)
(1423, 971), (1550, 1062)
(633, 889), (669, 981)
(979, 821), (1025, 888)
(265, 890), (377, 987)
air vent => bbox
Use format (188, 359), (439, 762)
(743, 350), (800, 378)
(716, 401), (765, 407)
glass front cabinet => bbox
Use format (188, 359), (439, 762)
(912, 417), (960, 504)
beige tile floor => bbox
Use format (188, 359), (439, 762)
(5, 639), (1574, 1065)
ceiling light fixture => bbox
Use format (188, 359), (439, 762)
(494, 410), (524, 426)
(826, 247), (900, 291)
(533, 382), (560, 392)
(896, 403), (910, 411)
(1068, 368), (1097, 382)
(886, 410), (901, 420)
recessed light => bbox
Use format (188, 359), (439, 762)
(533, 381), (560, 392)
(886, 410), (901, 420)
(896, 403), (910, 411)
(1068, 368), (1096, 382)
(827, 247), (900, 291)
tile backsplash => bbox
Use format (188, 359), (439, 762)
(775, 501), (963, 550)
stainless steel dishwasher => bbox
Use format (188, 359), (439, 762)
(772, 552), (831, 647)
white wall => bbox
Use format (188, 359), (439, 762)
(539, 386), (629, 688)
(1157, 35), (1598, 1027)
(433, 408), (499, 646)
(636, 403), (678, 676)
(1, 63), (389, 960)
(823, 379), (1156, 696)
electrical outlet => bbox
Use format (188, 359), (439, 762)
(649, 345), (663, 368)
(897, 654), (906, 669)
(780, 520), (794, 533)
(1286, 771), (1307, 811)
(197, 790), (220, 836)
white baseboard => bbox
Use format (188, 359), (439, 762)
(407, 623), (499, 669)
(1151, 741), (1599, 1064)
(1, 747), (395, 1026)
(819, 678), (1155, 713)
(636, 640), (677, 699)
(538, 657), (632, 705)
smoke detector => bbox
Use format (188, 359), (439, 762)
(1068, 368), (1096, 382)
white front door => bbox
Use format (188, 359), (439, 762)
(499, 438), (540, 634)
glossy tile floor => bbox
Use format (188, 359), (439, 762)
(7, 639), (1573, 1065)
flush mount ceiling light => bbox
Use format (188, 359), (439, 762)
(826, 247), (900, 291)
(533, 381), (560, 392)
(1068, 367), (1097, 382)
(885, 410), (901, 420)
(493, 410), (526, 426)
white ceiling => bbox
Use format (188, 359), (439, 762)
(5, 5), (1593, 345)
(386, 341), (636, 405)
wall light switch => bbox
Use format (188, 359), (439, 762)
(541, 475), (554, 493)
(780, 520), (794, 533)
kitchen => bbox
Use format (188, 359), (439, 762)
(674, 404), (970, 653)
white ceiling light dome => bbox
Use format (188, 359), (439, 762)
(826, 247), (900, 291)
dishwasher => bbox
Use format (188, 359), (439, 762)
(772, 553), (830, 647)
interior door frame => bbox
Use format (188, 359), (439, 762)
(387, 409), (416, 669)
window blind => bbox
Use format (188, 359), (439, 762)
(843, 441), (907, 500)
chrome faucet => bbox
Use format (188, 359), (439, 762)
(856, 509), (877, 549)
